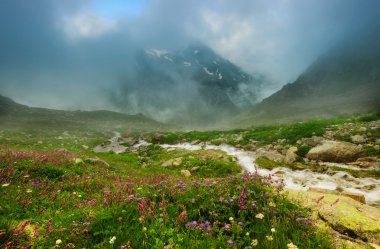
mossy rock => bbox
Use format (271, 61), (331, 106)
(287, 190), (380, 245)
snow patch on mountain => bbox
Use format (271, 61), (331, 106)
(145, 49), (169, 57)
(203, 67), (213, 75)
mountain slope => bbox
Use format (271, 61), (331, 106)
(111, 43), (268, 125)
(0, 95), (167, 131)
(237, 35), (380, 125)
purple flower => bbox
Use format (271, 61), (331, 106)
(227, 239), (233, 247)
(224, 224), (231, 231)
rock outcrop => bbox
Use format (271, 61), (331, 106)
(306, 140), (363, 163)
(288, 190), (380, 245)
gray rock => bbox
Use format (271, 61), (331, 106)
(256, 148), (285, 162)
(306, 140), (363, 163)
(284, 147), (298, 163)
(350, 135), (367, 143)
(299, 136), (324, 147)
(180, 169), (191, 177)
(161, 158), (182, 167)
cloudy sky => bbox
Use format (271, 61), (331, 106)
(0, 0), (379, 110)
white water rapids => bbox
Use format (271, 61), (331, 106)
(96, 134), (380, 206)
(159, 142), (380, 206)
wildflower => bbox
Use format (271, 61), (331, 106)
(287, 242), (298, 249)
(14, 220), (30, 235)
(255, 213), (264, 219)
(55, 239), (62, 245)
(229, 217), (234, 222)
(331, 198), (340, 206)
(1, 183), (10, 187)
(332, 231), (339, 238)
(34, 224), (40, 238)
(239, 187), (246, 210)
(266, 235), (273, 241)
(26, 189), (32, 193)
(109, 236), (116, 244)
(227, 239), (233, 247)
(251, 239), (258, 246)
(316, 195), (325, 204)
(246, 232), (250, 236)
(143, 227), (147, 231)
(271, 228), (276, 233)
(224, 224), (231, 231)
(238, 222), (243, 227)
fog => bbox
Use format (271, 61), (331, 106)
(0, 0), (379, 123)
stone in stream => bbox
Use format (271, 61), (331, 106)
(341, 191), (366, 204)
(306, 140), (363, 163)
(284, 147), (298, 163)
(256, 148), (285, 162)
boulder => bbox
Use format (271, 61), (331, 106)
(306, 140), (363, 163)
(288, 190), (380, 244)
(351, 135), (367, 143)
(284, 147), (298, 163)
(298, 136), (324, 147)
(256, 148), (285, 162)
(180, 170), (191, 177)
(341, 191), (366, 204)
(161, 158), (182, 167)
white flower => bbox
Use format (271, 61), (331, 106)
(2, 183), (10, 187)
(266, 235), (273, 241)
(255, 213), (264, 219)
(251, 239), (258, 246)
(245, 232), (250, 236)
(109, 236), (116, 244)
(287, 242), (298, 249)
(229, 217), (234, 222)
(56, 239), (62, 245)
(271, 228), (276, 233)
(78, 195), (82, 198)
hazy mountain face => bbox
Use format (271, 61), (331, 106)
(109, 44), (266, 124)
(0, 0), (379, 126)
(237, 34), (380, 125)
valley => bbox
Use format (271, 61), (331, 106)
(1, 111), (379, 248)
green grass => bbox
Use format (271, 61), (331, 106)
(156, 117), (353, 146)
(0, 148), (338, 248)
(1, 113), (379, 248)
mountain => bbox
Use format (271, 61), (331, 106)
(0, 95), (167, 131)
(237, 34), (380, 125)
(111, 43), (268, 126)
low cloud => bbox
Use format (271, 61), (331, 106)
(0, 0), (379, 120)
